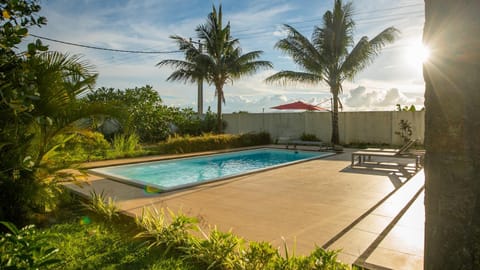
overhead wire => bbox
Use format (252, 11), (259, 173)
(233, 2), (423, 35)
(29, 34), (181, 54)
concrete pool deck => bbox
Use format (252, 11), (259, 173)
(64, 146), (424, 269)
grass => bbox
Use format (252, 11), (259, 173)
(0, 197), (354, 269)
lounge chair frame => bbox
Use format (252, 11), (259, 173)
(351, 140), (424, 170)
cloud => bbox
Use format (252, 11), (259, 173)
(344, 86), (422, 111)
(376, 88), (408, 107)
(344, 86), (379, 108)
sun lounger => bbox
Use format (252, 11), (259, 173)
(362, 139), (416, 153)
(351, 140), (423, 170)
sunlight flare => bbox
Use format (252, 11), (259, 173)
(406, 40), (430, 66)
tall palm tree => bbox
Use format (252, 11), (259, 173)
(158, 5), (272, 133)
(265, 0), (399, 144)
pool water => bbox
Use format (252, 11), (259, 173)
(90, 148), (332, 191)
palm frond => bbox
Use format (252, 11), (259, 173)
(341, 27), (399, 79)
(369, 27), (400, 51)
(313, 0), (355, 65)
(228, 51), (273, 79)
(265, 71), (322, 86)
(275, 24), (323, 73)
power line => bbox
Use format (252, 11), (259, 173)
(30, 34), (181, 54)
(233, 2), (423, 35)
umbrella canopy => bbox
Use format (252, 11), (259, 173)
(271, 101), (328, 111)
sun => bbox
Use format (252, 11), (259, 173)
(406, 40), (430, 67)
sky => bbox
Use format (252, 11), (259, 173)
(26, 0), (426, 113)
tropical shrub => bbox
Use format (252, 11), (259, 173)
(0, 221), (60, 269)
(111, 133), (140, 155)
(135, 208), (198, 255)
(173, 107), (221, 136)
(240, 241), (279, 270)
(157, 132), (271, 154)
(1, 0), (114, 225)
(301, 133), (321, 142)
(182, 228), (243, 269)
(49, 131), (110, 165)
(81, 190), (119, 221)
(132, 207), (351, 270)
(0, 0), (46, 226)
(84, 86), (175, 142)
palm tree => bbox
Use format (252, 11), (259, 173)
(158, 5), (272, 133)
(26, 51), (104, 165)
(265, 0), (399, 144)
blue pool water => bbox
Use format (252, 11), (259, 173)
(90, 148), (332, 191)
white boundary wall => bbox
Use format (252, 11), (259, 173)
(223, 111), (424, 145)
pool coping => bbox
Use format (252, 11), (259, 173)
(87, 147), (336, 192)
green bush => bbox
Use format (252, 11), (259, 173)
(112, 133), (140, 155)
(132, 207), (350, 270)
(300, 133), (321, 141)
(50, 131), (111, 164)
(173, 107), (219, 136)
(182, 228), (243, 269)
(157, 132), (271, 154)
(82, 190), (119, 222)
(0, 221), (60, 269)
(240, 241), (279, 269)
(135, 208), (198, 255)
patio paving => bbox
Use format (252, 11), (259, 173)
(64, 146), (424, 269)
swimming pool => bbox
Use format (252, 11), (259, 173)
(90, 148), (333, 191)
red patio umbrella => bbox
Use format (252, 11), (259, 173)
(270, 101), (329, 111)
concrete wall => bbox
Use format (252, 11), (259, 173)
(223, 111), (425, 145)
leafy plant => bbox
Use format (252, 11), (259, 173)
(308, 246), (350, 270)
(173, 107), (222, 136)
(395, 119), (413, 143)
(82, 190), (119, 221)
(158, 132), (271, 154)
(135, 207), (198, 255)
(301, 133), (321, 142)
(396, 104), (417, 111)
(182, 227), (243, 269)
(112, 133), (140, 154)
(84, 85), (174, 142)
(239, 241), (279, 270)
(0, 221), (60, 269)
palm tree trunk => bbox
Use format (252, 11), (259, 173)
(331, 92), (340, 145)
(423, 1), (480, 269)
(216, 86), (223, 133)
